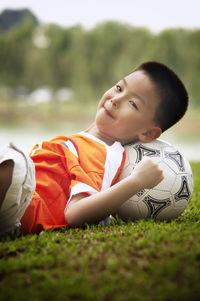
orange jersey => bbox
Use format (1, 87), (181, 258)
(21, 132), (125, 234)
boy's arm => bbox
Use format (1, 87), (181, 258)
(65, 157), (164, 227)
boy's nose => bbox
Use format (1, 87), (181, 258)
(111, 97), (121, 107)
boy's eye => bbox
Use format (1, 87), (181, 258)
(116, 84), (122, 92)
(129, 100), (138, 110)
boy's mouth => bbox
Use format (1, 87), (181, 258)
(104, 107), (114, 118)
(104, 104), (114, 118)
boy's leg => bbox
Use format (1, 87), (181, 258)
(0, 144), (36, 237)
(0, 160), (14, 209)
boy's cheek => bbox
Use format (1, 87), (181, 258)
(103, 88), (114, 99)
(98, 96), (107, 108)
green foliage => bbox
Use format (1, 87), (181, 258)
(0, 162), (200, 301)
(0, 9), (38, 32)
(0, 17), (36, 87)
(0, 18), (200, 105)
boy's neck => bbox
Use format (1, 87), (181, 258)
(85, 123), (117, 146)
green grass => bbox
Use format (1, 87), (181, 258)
(0, 162), (200, 301)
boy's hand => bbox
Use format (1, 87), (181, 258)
(130, 157), (164, 190)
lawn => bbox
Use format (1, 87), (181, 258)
(0, 162), (200, 301)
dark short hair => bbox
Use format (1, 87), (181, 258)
(136, 61), (189, 132)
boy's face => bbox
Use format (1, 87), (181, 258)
(95, 70), (162, 145)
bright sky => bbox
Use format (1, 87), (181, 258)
(0, 0), (200, 33)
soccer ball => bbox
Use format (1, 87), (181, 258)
(116, 139), (193, 221)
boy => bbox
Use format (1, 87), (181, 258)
(0, 61), (188, 236)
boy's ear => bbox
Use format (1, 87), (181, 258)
(138, 126), (162, 142)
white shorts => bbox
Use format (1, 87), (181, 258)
(0, 143), (36, 237)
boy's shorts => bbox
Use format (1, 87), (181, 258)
(0, 143), (35, 237)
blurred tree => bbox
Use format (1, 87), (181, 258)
(0, 8), (38, 32)
(0, 12), (200, 107)
(184, 30), (200, 106)
(86, 21), (128, 93)
(0, 17), (37, 87)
